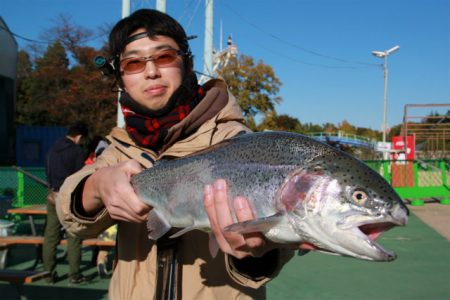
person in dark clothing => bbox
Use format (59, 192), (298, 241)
(43, 122), (89, 284)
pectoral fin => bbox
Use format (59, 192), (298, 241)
(223, 213), (285, 234)
(208, 233), (219, 258)
(146, 209), (171, 240)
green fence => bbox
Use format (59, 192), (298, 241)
(365, 159), (450, 205)
(0, 166), (48, 215)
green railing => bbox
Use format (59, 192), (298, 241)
(365, 159), (450, 205)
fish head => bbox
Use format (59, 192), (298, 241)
(277, 151), (409, 261)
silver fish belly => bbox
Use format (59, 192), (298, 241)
(131, 131), (409, 261)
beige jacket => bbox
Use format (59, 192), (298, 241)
(56, 80), (294, 300)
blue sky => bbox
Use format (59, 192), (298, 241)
(1, 0), (449, 131)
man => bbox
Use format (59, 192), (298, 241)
(44, 122), (89, 284)
(56, 9), (298, 299)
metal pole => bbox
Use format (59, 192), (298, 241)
(156, 0), (167, 12)
(382, 55), (389, 160)
(122, 0), (131, 18)
(117, 0), (131, 128)
(203, 0), (214, 78)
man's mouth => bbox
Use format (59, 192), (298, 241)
(145, 85), (167, 95)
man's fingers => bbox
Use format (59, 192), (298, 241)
(233, 196), (254, 221)
(204, 184), (233, 254)
(213, 180), (247, 249)
(212, 179), (234, 226)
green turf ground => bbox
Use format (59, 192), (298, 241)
(267, 213), (450, 299)
(1, 212), (449, 299)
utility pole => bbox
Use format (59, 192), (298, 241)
(117, 0), (131, 128)
(202, 0), (214, 82)
(372, 45), (400, 160)
(156, 0), (167, 12)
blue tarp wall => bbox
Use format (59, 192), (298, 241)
(16, 125), (67, 167)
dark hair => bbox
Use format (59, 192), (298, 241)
(109, 9), (193, 82)
(67, 122), (89, 137)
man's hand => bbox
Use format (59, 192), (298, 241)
(83, 159), (151, 222)
(204, 179), (317, 259)
(203, 179), (272, 259)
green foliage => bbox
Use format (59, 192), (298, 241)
(216, 54), (282, 126)
(258, 112), (302, 132)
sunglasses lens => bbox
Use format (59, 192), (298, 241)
(121, 58), (146, 74)
(120, 49), (181, 74)
(154, 50), (178, 66)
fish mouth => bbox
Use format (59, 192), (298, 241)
(334, 204), (408, 261)
(309, 221), (400, 261)
(358, 221), (397, 242)
(354, 221), (400, 261)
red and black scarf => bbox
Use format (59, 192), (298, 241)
(120, 73), (205, 150)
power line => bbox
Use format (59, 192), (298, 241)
(0, 25), (50, 44)
(0, 25), (107, 46)
(218, 0), (379, 68)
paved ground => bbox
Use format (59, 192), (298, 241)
(409, 202), (450, 241)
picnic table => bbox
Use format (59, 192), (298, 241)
(2, 204), (116, 269)
(7, 204), (47, 236)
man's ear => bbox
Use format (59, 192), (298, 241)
(74, 135), (83, 144)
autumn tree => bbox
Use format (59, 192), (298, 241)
(16, 41), (71, 125)
(16, 50), (34, 124)
(323, 122), (338, 133)
(258, 112), (302, 132)
(216, 54), (282, 129)
(338, 120), (357, 135)
(15, 16), (116, 137)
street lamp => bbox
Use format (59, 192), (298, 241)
(372, 45), (400, 160)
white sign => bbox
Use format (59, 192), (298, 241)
(376, 142), (392, 152)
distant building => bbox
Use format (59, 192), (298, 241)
(0, 17), (17, 165)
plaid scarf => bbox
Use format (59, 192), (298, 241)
(120, 73), (204, 150)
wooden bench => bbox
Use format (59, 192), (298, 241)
(0, 269), (51, 284)
(0, 269), (51, 300)
(0, 236), (116, 247)
(0, 236), (115, 269)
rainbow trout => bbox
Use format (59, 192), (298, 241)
(132, 131), (408, 261)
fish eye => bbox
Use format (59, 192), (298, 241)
(351, 189), (368, 205)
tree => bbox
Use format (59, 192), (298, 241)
(216, 54), (282, 129)
(258, 113), (302, 132)
(16, 41), (71, 125)
(338, 120), (357, 135)
(323, 122), (338, 133)
(16, 51), (34, 124)
(15, 16), (117, 137)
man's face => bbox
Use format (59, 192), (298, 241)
(120, 30), (184, 111)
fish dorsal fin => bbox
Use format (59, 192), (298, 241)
(223, 213), (285, 234)
(147, 209), (171, 240)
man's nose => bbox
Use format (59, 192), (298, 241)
(144, 60), (160, 78)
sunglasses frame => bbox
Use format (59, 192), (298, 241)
(119, 48), (184, 75)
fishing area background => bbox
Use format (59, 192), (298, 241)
(0, 166), (449, 299)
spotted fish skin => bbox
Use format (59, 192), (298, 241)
(132, 131), (409, 261)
